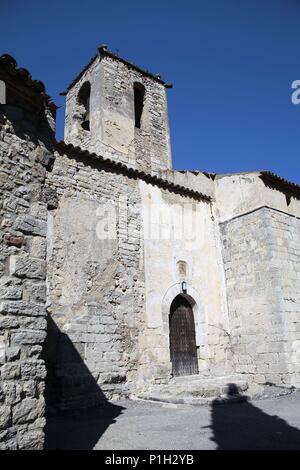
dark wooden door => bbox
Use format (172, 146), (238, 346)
(169, 296), (199, 377)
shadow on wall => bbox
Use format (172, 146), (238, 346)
(42, 316), (125, 450)
(209, 384), (300, 450)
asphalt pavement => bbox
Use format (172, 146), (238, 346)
(45, 390), (300, 450)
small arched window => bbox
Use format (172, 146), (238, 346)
(0, 80), (6, 105)
(133, 82), (145, 129)
(78, 81), (91, 131)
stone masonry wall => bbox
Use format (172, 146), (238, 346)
(0, 88), (55, 447)
(64, 53), (172, 172)
(267, 209), (300, 387)
(220, 206), (300, 387)
(44, 150), (146, 409)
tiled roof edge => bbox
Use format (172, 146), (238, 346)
(0, 54), (57, 110)
(61, 44), (172, 95)
(260, 171), (300, 198)
(55, 141), (211, 203)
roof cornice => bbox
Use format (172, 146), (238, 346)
(55, 141), (211, 203)
(260, 171), (300, 201)
(0, 54), (57, 111)
(61, 44), (172, 95)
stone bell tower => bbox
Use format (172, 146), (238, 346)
(62, 45), (173, 171)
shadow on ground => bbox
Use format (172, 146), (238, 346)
(42, 320), (300, 451)
(43, 316), (125, 450)
(44, 403), (125, 450)
(209, 384), (300, 450)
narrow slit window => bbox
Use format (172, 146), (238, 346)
(134, 82), (145, 129)
(78, 81), (91, 131)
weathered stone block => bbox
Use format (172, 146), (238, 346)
(0, 437), (18, 450)
(0, 315), (46, 332)
(28, 237), (47, 259)
(34, 146), (54, 169)
(0, 406), (11, 431)
(29, 417), (46, 430)
(104, 351), (121, 362)
(18, 427), (44, 450)
(0, 278), (23, 300)
(30, 202), (47, 221)
(21, 360), (46, 380)
(18, 316), (47, 330)
(13, 215), (46, 237)
(0, 301), (46, 317)
(12, 397), (44, 425)
(1, 363), (21, 380)
(5, 346), (20, 362)
(37, 381), (45, 396)
(27, 345), (43, 357)
(9, 256), (46, 280)
(253, 374), (266, 384)
(0, 315), (19, 330)
(1, 382), (19, 406)
(11, 329), (46, 345)
(42, 185), (58, 210)
(21, 381), (36, 398)
(23, 282), (47, 304)
(3, 234), (25, 248)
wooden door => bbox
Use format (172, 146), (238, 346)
(169, 296), (199, 377)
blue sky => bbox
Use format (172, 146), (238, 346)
(1, 0), (300, 182)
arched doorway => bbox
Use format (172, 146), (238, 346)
(169, 295), (199, 377)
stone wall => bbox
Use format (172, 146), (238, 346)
(220, 206), (300, 387)
(267, 210), (300, 387)
(0, 56), (55, 449)
(138, 178), (232, 389)
(44, 149), (146, 409)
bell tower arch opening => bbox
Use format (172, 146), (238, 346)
(133, 82), (145, 129)
(77, 81), (91, 131)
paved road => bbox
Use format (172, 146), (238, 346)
(45, 391), (300, 450)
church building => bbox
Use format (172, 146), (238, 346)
(1, 46), (300, 448)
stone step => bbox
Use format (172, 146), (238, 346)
(172, 372), (248, 381)
(133, 374), (255, 406)
(132, 393), (248, 406)
(166, 374), (248, 394)
(133, 383), (297, 406)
